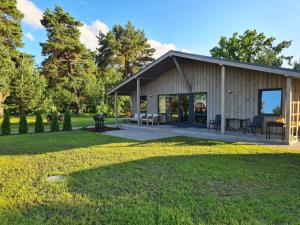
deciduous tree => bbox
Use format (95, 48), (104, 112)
(210, 30), (292, 67)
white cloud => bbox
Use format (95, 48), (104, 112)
(181, 48), (192, 53)
(17, 0), (43, 29)
(25, 32), (35, 41)
(148, 39), (176, 59)
(79, 20), (109, 51)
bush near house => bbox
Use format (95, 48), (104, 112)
(1, 112), (11, 135)
(18, 114), (28, 134)
(63, 111), (72, 131)
(50, 113), (59, 132)
(34, 112), (44, 133)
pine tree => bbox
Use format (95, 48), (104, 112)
(18, 113), (28, 134)
(1, 111), (11, 135)
(40, 6), (98, 114)
(96, 21), (155, 78)
(34, 112), (44, 133)
(0, 0), (24, 116)
(63, 111), (72, 131)
(50, 113), (59, 132)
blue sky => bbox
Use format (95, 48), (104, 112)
(18, 0), (300, 66)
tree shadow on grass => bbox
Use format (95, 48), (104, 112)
(0, 130), (132, 156)
(0, 132), (233, 156)
(66, 153), (300, 224)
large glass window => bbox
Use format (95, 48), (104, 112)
(259, 89), (282, 115)
(140, 96), (147, 113)
(158, 95), (178, 122)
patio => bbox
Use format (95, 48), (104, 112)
(106, 123), (298, 146)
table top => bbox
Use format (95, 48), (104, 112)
(266, 121), (286, 127)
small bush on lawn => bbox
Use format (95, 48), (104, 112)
(63, 111), (72, 131)
(1, 112), (11, 135)
(35, 112), (44, 133)
(19, 113), (28, 134)
(51, 113), (59, 132)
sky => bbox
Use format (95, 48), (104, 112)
(18, 0), (300, 67)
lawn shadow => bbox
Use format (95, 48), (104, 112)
(0, 132), (236, 156)
(0, 130), (133, 156)
(66, 153), (300, 224)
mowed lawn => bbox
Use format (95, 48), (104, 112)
(0, 131), (299, 225)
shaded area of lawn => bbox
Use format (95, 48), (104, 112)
(0, 131), (299, 224)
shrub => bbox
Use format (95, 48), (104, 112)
(35, 112), (44, 133)
(1, 112), (11, 135)
(63, 111), (72, 131)
(51, 113), (59, 132)
(19, 113), (28, 134)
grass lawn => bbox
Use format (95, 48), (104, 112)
(0, 114), (115, 133)
(0, 131), (299, 224)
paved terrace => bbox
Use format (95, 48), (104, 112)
(105, 124), (300, 149)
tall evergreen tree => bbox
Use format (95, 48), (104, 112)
(6, 56), (46, 114)
(0, 0), (23, 50)
(210, 30), (292, 67)
(96, 21), (155, 78)
(40, 6), (98, 114)
(0, 0), (24, 116)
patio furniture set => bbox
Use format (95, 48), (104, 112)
(127, 113), (160, 125)
(208, 114), (286, 140)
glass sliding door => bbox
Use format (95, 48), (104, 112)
(158, 95), (178, 123)
(194, 93), (207, 127)
(158, 92), (207, 127)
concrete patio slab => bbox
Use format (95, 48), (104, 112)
(105, 124), (299, 147)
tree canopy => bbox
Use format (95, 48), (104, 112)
(40, 6), (99, 113)
(0, 0), (23, 50)
(210, 30), (292, 67)
(96, 21), (155, 78)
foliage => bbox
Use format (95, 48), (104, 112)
(34, 112), (44, 133)
(0, 0), (23, 115)
(1, 111), (10, 135)
(96, 21), (155, 78)
(63, 111), (72, 131)
(292, 59), (300, 71)
(5, 56), (46, 114)
(0, 0), (24, 50)
(18, 113), (28, 134)
(0, 133), (299, 224)
(210, 29), (292, 67)
(40, 6), (99, 114)
(50, 113), (59, 131)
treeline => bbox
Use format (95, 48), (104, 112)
(0, 1), (155, 117)
(1, 1), (299, 118)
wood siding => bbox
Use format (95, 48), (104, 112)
(130, 60), (300, 132)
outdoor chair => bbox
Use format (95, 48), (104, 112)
(244, 115), (264, 135)
(147, 114), (159, 125)
(141, 114), (152, 124)
(128, 113), (138, 124)
(208, 114), (221, 131)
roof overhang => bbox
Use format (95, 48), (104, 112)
(108, 50), (300, 95)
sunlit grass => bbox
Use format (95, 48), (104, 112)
(0, 131), (299, 224)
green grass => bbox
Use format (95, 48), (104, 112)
(0, 114), (115, 133)
(0, 131), (299, 224)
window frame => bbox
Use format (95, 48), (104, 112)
(258, 88), (283, 116)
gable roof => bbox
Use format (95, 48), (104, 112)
(108, 50), (300, 95)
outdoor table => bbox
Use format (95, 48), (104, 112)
(266, 121), (286, 141)
(226, 118), (248, 132)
